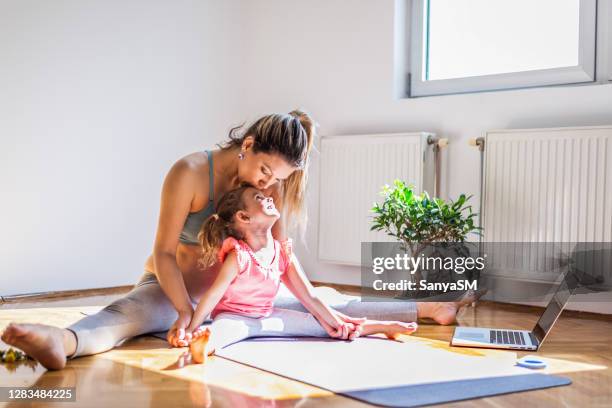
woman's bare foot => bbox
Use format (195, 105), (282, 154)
(417, 288), (488, 325)
(189, 327), (211, 364)
(360, 321), (418, 340)
(1, 323), (74, 370)
(419, 302), (460, 325)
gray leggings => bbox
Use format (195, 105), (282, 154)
(206, 309), (328, 353)
(67, 272), (417, 358)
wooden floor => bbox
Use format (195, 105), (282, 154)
(1, 293), (611, 408)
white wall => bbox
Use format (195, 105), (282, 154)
(237, 0), (612, 289)
(0, 0), (245, 295)
(3, 0), (611, 305)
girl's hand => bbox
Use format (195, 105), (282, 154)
(319, 311), (365, 340)
(167, 310), (193, 347)
(323, 319), (359, 340)
(334, 311), (366, 340)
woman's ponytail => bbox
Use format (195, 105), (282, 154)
(285, 109), (317, 238)
(288, 109), (315, 156)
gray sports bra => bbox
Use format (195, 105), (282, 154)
(178, 150), (215, 245)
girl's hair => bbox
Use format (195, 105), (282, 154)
(218, 110), (316, 236)
(198, 185), (252, 267)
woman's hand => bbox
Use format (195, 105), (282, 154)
(167, 310), (194, 347)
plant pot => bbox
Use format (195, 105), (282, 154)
(394, 242), (480, 301)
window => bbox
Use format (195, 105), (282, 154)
(405, 0), (606, 97)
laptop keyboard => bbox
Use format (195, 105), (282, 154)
(490, 330), (526, 345)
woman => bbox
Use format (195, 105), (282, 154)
(2, 110), (467, 370)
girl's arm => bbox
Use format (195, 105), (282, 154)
(281, 257), (365, 340)
(267, 183), (364, 339)
(187, 252), (240, 332)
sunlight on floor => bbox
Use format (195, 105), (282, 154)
(1, 303), (610, 407)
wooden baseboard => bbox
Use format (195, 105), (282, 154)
(311, 281), (612, 321)
(0, 281), (345, 304)
(1, 283), (336, 305)
(3, 280), (610, 321)
(1, 282), (351, 305)
(1, 285), (133, 304)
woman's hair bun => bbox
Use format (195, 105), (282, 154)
(289, 109), (316, 139)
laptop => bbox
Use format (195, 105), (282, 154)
(451, 267), (579, 351)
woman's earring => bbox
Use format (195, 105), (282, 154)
(238, 152), (244, 160)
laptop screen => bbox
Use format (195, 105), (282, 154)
(533, 269), (579, 343)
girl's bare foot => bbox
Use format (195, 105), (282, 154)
(1, 323), (74, 370)
(360, 321), (418, 340)
(189, 327), (211, 364)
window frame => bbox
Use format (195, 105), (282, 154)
(407, 0), (599, 97)
(601, 0), (612, 81)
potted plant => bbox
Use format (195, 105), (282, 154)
(370, 179), (482, 298)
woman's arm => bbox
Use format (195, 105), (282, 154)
(154, 159), (209, 347)
(153, 160), (198, 314)
(187, 252), (239, 332)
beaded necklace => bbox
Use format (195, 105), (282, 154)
(242, 239), (277, 270)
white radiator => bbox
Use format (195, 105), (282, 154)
(482, 125), (612, 282)
(318, 132), (435, 265)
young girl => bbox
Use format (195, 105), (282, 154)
(184, 185), (417, 363)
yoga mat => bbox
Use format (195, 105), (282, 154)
(213, 336), (571, 407)
(341, 374), (570, 407)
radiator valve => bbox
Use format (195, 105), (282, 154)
(427, 136), (449, 149)
(468, 137), (485, 151)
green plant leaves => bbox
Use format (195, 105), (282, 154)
(370, 179), (482, 246)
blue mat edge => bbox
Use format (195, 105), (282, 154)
(342, 373), (572, 407)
